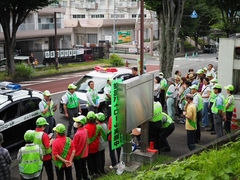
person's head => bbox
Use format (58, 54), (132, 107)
(24, 130), (35, 144)
(53, 123), (66, 136)
(184, 80), (192, 88)
(203, 77), (210, 85)
(188, 68), (194, 73)
(88, 81), (94, 89)
(181, 77), (187, 84)
(175, 70), (182, 77)
(203, 67), (207, 73)
(213, 84), (222, 94)
(95, 112), (106, 123)
(175, 75), (181, 84)
(36, 117), (49, 130)
(0, 133), (3, 145)
(154, 76), (161, 84)
(68, 83), (77, 93)
(30, 53), (34, 57)
(73, 115), (87, 128)
(43, 90), (51, 101)
(208, 64), (213, 71)
(189, 84), (198, 94)
(224, 85), (234, 94)
(196, 69), (204, 78)
(159, 72), (164, 79)
(86, 111), (96, 124)
(206, 72), (213, 80)
(131, 67), (138, 76)
(107, 78), (112, 85)
(186, 94), (194, 103)
(210, 78), (218, 85)
(188, 73), (195, 82)
(167, 77), (175, 85)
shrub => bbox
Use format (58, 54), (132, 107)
(14, 63), (35, 80)
(109, 54), (125, 67)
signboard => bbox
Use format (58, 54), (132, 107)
(105, 35), (112, 42)
(129, 48), (138, 53)
(44, 49), (84, 58)
(191, 10), (198, 18)
(117, 31), (131, 43)
(111, 79), (123, 150)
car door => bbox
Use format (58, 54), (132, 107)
(0, 101), (21, 149)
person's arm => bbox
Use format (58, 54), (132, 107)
(17, 148), (22, 163)
(6, 149), (12, 165)
(86, 92), (96, 106)
(63, 104), (68, 117)
(202, 89), (210, 98)
(216, 97), (226, 120)
(40, 101), (51, 114)
(104, 87), (111, 99)
(225, 96), (233, 110)
(42, 133), (51, 148)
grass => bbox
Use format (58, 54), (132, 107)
(97, 155), (172, 180)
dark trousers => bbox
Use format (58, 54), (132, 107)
(149, 121), (162, 151)
(154, 95), (160, 102)
(187, 130), (196, 151)
(160, 90), (166, 107)
(87, 152), (100, 175)
(55, 166), (73, 180)
(105, 101), (111, 121)
(88, 106), (98, 113)
(44, 116), (54, 134)
(159, 124), (175, 150)
(67, 108), (78, 137)
(209, 102), (215, 130)
(108, 141), (121, 167)
(225, 111), (233, 134)
(43, 159), (54, 180)
(195, 111), (202, 142)
(99, 149), (105, 174)
(20, 175), (40, 180)
(73, 157), (88, 180)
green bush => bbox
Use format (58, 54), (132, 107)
(14, 63), (35, 80)
(109, 54), (125, 67)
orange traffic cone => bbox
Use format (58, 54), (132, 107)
(231, 108), (239, 130)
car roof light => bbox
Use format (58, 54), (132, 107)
(0, 81), (22, 90)
(94, 66), (118, 73)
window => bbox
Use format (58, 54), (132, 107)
(73, 14), (86, 19)
(0, 102), (20, 122)
(91, 14), (104, 18)
(232, 70), (240, 95)
(87, 34), (97, 44)
(110, 14), (125, 18)
(132, 14), (147, 18)
(21, 98), (41, 116)
(46, 18), (54, 23)
(87, 0), (96, 2)
(38, 18), (41, 23)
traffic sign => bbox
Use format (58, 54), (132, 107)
(191, 10), (198, 19)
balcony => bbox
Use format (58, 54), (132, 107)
(38, 23), (61, 30)
(75, 2), (98, 10)
(115, 1), (139, 9)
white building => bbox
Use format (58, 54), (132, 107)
(0, 0), (158, 57)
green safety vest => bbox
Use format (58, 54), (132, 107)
(34, 131), (51, 156)
(40, 100), (54, 117)
(161, 112), (174, 128)
(151, 102), (163, 122)
(19, 145), (43, 174)
(53, 137), (71, 169)
(194, 93), (203, 112)
(66, 92), (79, 109)
(105, 84), (111, 100)
(88, 125), (102, 144)
(209, 89), (217, 103)
(211, 94), (225, 114)
(87, 88), (99, 105)
(224, 95), (235, 112)
(160, 78), (168, 91)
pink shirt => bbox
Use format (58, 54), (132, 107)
(73, 127), (89, 158)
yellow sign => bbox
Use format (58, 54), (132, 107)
(117, 31), (131, 43)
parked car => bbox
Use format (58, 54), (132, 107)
(59, 66), (133, 116)
(204, 45), (217, 53)
(0, 56), (29, 68)
(0, 82), (42, 149)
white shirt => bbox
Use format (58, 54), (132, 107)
(154, 83), (160, 97)
(201, 85), (210, 102)
(166, 84), (176, 98)
(207, 69), (216, 78)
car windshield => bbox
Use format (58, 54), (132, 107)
(75, 75), (108, 94)
(204, 45), (211, 48)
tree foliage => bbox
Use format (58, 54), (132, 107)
(0, 0), (56, 75)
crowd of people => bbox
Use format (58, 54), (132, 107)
(154, 63), (235, 151)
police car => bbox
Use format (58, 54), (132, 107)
(59, 66), (133, 116)
(0, 82), (43, 149)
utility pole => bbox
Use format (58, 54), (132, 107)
(113, 0), (116, 54)
(54, 12), (59, 70)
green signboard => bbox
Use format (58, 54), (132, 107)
(111, 79), (123, 150)
(117, 31), (131, 43)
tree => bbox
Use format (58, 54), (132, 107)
(145, 0), (186, 78)
(203, 0), (240, 37)
(0, 0), (56, 75)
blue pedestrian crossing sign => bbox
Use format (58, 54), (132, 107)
(190, 10), (198, 19)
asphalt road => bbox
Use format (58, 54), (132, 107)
(10, 53), (219, 179)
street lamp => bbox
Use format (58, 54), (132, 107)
(54, 12), (60, 70)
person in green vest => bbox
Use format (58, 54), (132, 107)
(52, 123), (76, 180)
(159, 72), (168, 108)
(103, 78), (112, 120)
(149, 101), (163, 152)
(224, 85), (234, 134)
(211, 84), (226, 138)
(189, 84), (203, 143)
(86, 81), (99, 113)
(62, 84), (82, 137)
(17, 130), (43, 180)
(159, 112), (175, 152)
(207, 78), (218, 134)
(34, 117), (54, 180)
(183, 94), (197, 151)
(38, 90), (57, 134)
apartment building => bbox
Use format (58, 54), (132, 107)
(0, 0), (158, 56)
